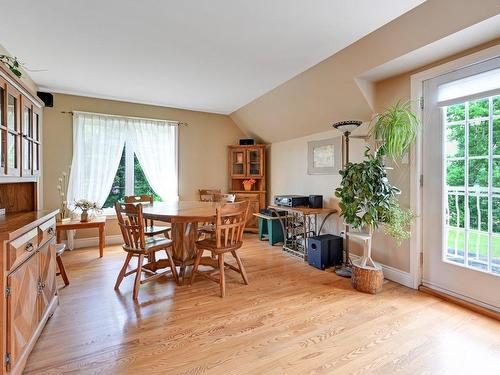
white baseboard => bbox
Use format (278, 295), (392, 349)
(63, 234), (123, 250)
(350, 254), (414, 289)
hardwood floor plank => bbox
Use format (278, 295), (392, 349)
(24, 235), (500, 374)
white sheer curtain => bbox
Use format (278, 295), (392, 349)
(128, 118), (178, 202)
(67, 112), (127, 207)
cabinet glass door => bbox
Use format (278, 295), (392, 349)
(22, 105), (32, 175)
(247, 149), (263, 176)
(231, 150), (246, 177)
(7, 94), (16, 130)
(6, 89), (20, 175)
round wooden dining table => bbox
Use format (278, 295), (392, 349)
(142, 201), (218, 271)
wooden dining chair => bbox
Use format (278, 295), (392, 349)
(190, 201), (250, 297)
(198, 189), (221, 202)
(55, 243), (70, 286)
(124, 195), (171, 238)
(114, 202), (179, 300)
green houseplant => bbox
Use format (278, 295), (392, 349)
(372, 100), (420, 162)
(335, 149), (414, 245)
(0, 54), (22, 78)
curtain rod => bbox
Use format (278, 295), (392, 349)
(60, 110), (188, 126)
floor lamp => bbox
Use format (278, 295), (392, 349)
(332, 120), (362, 278)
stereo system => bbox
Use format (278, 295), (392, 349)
(274, 194), (323, 208)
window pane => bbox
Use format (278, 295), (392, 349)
(468, 120), (488, 156)
(468, 98), (489, 120)
(468, 159), (488, 187)
(446, 193), (465, 228)
(134, 154), (160, 201)
(494, 159), (500, 188)
(494, 95), (500, 116)
(103, 149), (125, 208)
(446, 103), (465, 122)
(445, 227), (465, 265)
(446, 160), (465, 186)
(445, 125), (465, 157)
(494, 119), (499, 156)
(493, 234), (500, 276)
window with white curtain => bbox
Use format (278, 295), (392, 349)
(67, 111), (178, 211)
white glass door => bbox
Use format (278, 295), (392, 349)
(422, 56), (500, 311)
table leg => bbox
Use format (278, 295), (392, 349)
(98, 224), (105, 258)
(170, 221), (198, 264)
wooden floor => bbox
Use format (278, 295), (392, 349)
(25, 235), (500, 374)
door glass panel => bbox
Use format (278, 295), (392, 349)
(248, 150), (261, 175)
(443, 96), (499, 276)
(23, 106), (31, 136)
(0, 131), (4, 168)
(33, 113), (39, 141)
(33, 143), (39, 172)
(445, 125), (465, 158)
(7, 133), (16, 168)
(23, 139), (31, 172)
(232, 151), (244, 175)
(445, 192), (465, 264)
(7, 94), (16, 130)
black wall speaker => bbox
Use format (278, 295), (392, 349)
(37, 92), (54, 107)
(239, 138), (255, 145)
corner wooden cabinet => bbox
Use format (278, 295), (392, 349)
(0, 62), (54, 375)
(228, 145), (266, 232)
(1, 212), (58, 375)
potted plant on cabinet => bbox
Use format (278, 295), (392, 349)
(335, 100), (420, 293)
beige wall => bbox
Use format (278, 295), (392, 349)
(42, 93), (244, 238)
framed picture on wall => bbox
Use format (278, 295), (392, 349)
(307, 137), (342, 175)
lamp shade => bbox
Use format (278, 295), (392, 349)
(332, 120), (362, 133)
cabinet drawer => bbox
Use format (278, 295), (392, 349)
(235, 193), (260, 202)
(38, 217), (56, 247)
(8, 228), (38, 271)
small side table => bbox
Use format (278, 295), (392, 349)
(56, 216), (107, 257)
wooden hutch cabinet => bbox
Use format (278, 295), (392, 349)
(228, 144), (266, 232)
(0, 64), (58, 375)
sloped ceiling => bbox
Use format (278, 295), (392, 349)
(230, 0), (500, 143)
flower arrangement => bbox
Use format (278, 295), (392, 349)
(242, 178), (256, 191)
(74, 199), (100, 222)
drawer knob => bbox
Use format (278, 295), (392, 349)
(25, 243), (34, 252)
(47, 227), (54, 235)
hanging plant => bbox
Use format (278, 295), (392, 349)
(0, 54), (22, 78)
(334, 148), (414, 245)
(372, 100), (420, 161)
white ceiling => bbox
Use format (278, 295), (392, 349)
(0, 0), (425, 114)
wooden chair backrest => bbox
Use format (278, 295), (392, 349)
(214, 201), (249, 249)
(124, 195), (154, 204)
(115, 202), (146, 251)
(214, 193), (236, 203)
(199, 189), (221, 202)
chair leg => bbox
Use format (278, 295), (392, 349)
(56, 255), (70, 286)
(232, 250), (249, 285)
(133, 254), (145, 300)
(189, 248), (204, 286)
(218, 253), (225, 298)
(165, 247), (179, 285)
(115, 252), (133, 290)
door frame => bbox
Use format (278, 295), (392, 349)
(409, 43), (500, 289)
